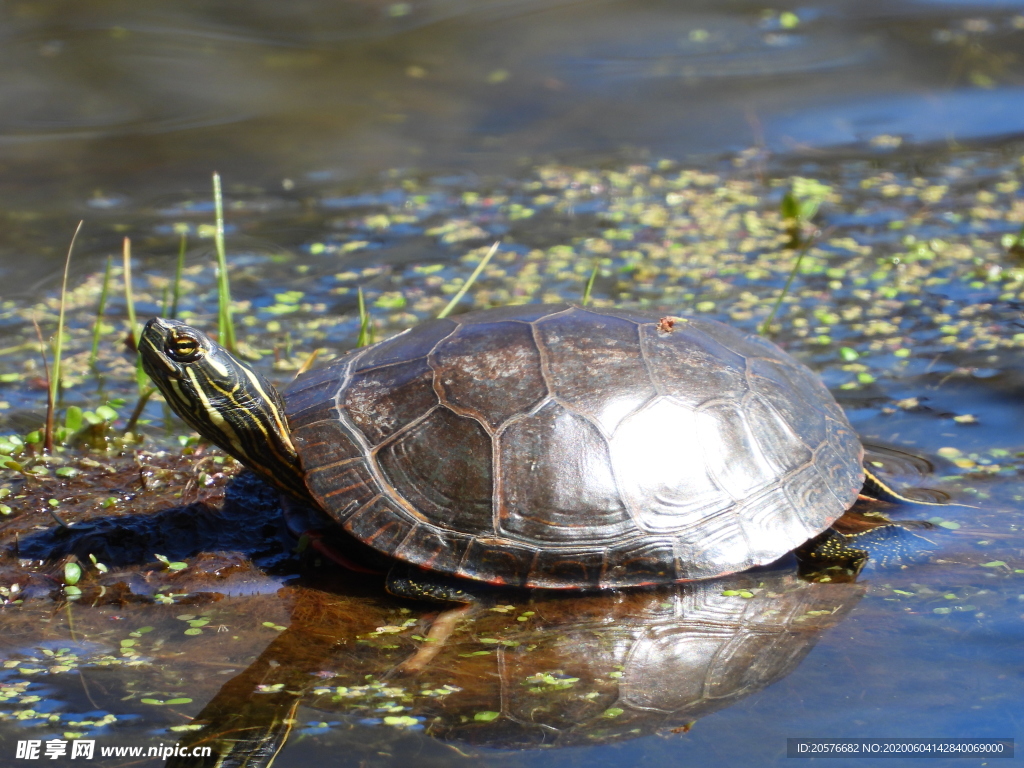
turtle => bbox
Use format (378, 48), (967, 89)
(140, 304), (896, 602)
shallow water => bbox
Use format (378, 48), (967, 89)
(1, 0), (1024, 766)
(4, 0), (1024, 288)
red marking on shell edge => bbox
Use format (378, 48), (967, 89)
(306, 533), (384, 575)
(322, 480), (374, 499)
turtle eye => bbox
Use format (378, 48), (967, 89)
(165, 331), (203, 363)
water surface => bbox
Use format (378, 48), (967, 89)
(1, 1), (1024, 765)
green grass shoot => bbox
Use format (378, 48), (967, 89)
(89, 256), (112, 370)
(294, 348), (322, 376)
(121, 237), (149, 394)
(170, 231), (186, 319)
(437, 241), (499, 319)
(51, 221), (83, 412)
(212, 173), (237, 352)
(356, 287), (373, 347)
(122, 237), (138, 346)
(32, 317), (55, 452)
(760, 178), (830, 336)
(759, 242), (811, 336)
(124, 387), (155, 436)
(581, 262), (599, 306)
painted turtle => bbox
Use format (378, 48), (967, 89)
(140, 304), (868, 600)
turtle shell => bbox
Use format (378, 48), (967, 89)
(284, 305), (863, 588)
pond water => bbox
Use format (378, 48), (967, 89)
(1, 0), (1023, 766)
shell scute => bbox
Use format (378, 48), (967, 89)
(694, 398), (791, 500)
(376, 406), (493, 532)
(497, 401), (633, 544)
(431, 320), (547, 430)
(342, 496), (414, 555)
(530, 549), (606, 588)
(344, 357), (438, 444)
(747, 360), (828, 451)
(393, 526), (473, 573)
(603, 539), (678, 587)
(292, 421), (381, 520)
(457, 539), (536, 587)
(639, 322), (748, 406)
(610, 397), (734, 533)
(355, 317), (457, 371)
(534, 309), (656, 435)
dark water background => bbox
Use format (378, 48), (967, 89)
(1, 1), (1023, 766)
(3, 0), (1024, 289)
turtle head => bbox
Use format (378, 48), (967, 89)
(139, 317), (308, 499)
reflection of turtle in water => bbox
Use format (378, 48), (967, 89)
(140, 304), (921, 602)
(168, 564), (864, 765)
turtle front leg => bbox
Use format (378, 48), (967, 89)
(384, 561), (491, 604)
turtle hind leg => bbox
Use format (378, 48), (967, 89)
(797, 528), (870, 581)
(798, 522), (938, 581)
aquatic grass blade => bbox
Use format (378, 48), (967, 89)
(32, 317), (55, 452)
(294, 348), (322, 377)
(122, 238), (148, 392)
(581, 262), (599, 306)
(356, 287), (372, 347)
(122, 237), (138, 346)
(51, 221), (83, 413)
(124, 387), (155, 436)
(760, 178), (834, 335)
(89, 256), (112, 370)
(212, 173), (237, 352)
(759, 243), (810, 336)
(437, 241), (499, 319)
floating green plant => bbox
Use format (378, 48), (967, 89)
(64, 562), (82, 586)
(154, 553), (188, 571)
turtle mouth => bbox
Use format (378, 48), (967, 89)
(139, 318), (180, 377)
